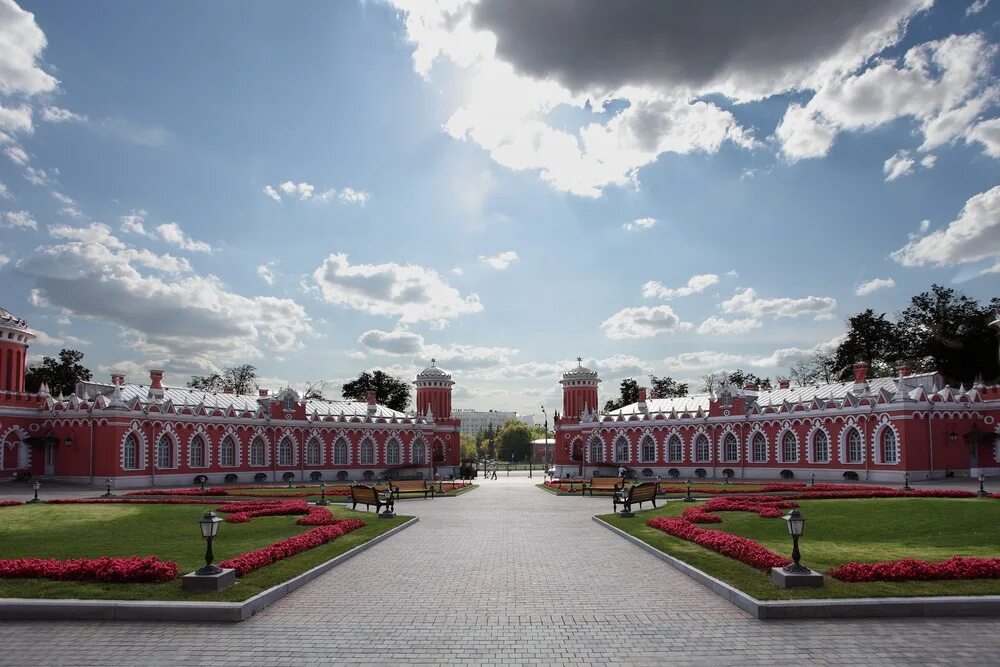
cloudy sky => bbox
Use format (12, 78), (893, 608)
(1, 0), (998, 419)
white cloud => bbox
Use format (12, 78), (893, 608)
(855, 277), (896, 296)
(920, 154), (937, 169)
(696, 316), (762, 336)
(24, 165), (56, 186)
(919, 218), (931, 232)
(662, 336), (845, 375)
(50, 191), (74, 206)
(0, 181), (9, 199)
(262, 185), (282, 202)
(968, 118), (1000, 158)
(775, 103), (837, 160)
(451, 266), (463, 275)
(48, 222), (192, 273)
(0, 254), (9, 267)
(264, 182), (370, 205)
(49, 222), (124, 249)
(478, 250), (519, 270)
(883, 150), (915, 181)
(642, 273), (718, 299)
(967, 0), (989, 15)
(0, 0), (59, 96)
(3, 209), (36, 230)
(721, 287), (837, 320)
(623, 216), (656, 231)
(59, 206), (83, 218)
(155, 222), (212, 253)
(662, 350), (748, 372)
(4, 144), (29, 165)
(359, 328), (425, 356)
(257, 262), (276, 286)
(358, 327), (518, 371)
(312, 253), (483, 324)
(120, 209), (150, 236)
(279, 181), (314, 200)
(0, 103), (32, 134)
(338, 187), (370, 205)
(890, 185), (1000, 268)
(40, 106), (87, 123)
(601, 305), (692, 339)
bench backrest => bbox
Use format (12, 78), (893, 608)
(395, 480), (427, 492)
(628, 482), (657, 502)
(351, 485), (380, 503)
(590, 476), (623, 488)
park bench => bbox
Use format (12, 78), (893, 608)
(388, 479), (435, 499)
(582, 476), (623, 496)
(350, 484), (392, 513)
(613, 482), (658, 514)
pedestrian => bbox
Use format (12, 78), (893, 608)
(491, 466), (497, 480)
(618, 465), (625, 479)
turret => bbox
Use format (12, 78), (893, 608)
(0, 307), (35, 393)
(414, 359), (453, 419)
(560, 357), (601, 420)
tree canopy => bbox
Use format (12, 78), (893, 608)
(341, 370), (410, 412)
(25, 349), (92, 396)
(603, 375), (687, 411)
(188, 364), (258, 395)
(701, 369), (772, 394)
(496, 419), (534, 461)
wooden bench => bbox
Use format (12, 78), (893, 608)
(583, 476), (623, 496)
(350, 484), (392, 513)
(387, 479), (435, 499)
(613, 482), (658, 514)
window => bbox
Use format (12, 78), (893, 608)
(881, 429), (897, 464)
(123, 434), (138, 470)
(812, 430), (829, 463)
(718, 388), (732, 408)
(250, 437), (266, 466)
(641, 436), (655, 463)
(589, 437), (603, 463)
(667, 435), (683, 462)
(752, 432), (767, 463)
(412, 439), (426, 464)
(283, 395), (295, 412)
(695, 435), (710, 462)
(360, 438), (374, 465)
(278, 437), (293, 466)
(386, 439), (400, 465)
(221, 436), (236, 467)
(723, 433), (738, 462)
(306, 439), (321, 466)
(156, 435), (173, 469)
(847, 428), (863, 463)
(782, 432), (798, 463)
(334, 438), (348, 465)
(190, 435), (206, 468)
(614, 437), (629, 463)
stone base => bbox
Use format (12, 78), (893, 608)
(182, 568), (236, 593)
(617, 511), (635, 518)
(771, 566), (824, 588)
(379, 511), (396, 519)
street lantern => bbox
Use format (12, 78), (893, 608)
(102, 477), (115, 498)
(948, 430), (959, 443)
(903, 471), (912, 492)
(782, 509), (809, 574)
(317, 481), (329, 506)
(27, 480), (42, 504)
(978, 472), (988, 498)
(63, 435), (73, 448)
(809, 472), (815, 487)
(683, 478), (695, 503)
(196, 511), (223, 576)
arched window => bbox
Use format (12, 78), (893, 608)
(723, 433), (738, 462)
(250, 437), (266, 466)
(588, 437), (603, 463)
(360, 438), (375, 465)
(667, 435), (683, 462)
(881, 429), (897, 463)
(156, 434), (174, 469)
(278, 437), (293, 466)
(412, 439), (426, 464)
(695, 434), (710, 462)
(334, 438), (348, 465)
(189, 435), (206, 468)
(782, 432), (798, 463)
(386, 439), (400, 465)
(846, 428), (863, 463)
(641, 435), (655, 463)
(812, 430), (829, 463)
(283, 395), (295, 412)
(752, 432), (767, 463)
(220, 436), (236, 467)
(306, 439), (321, 466)
(123, 434), (138, 470)
(614, 437), (629, 463)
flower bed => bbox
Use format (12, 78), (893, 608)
(217, 500), (310, 523)
(46, 497), (220, 505)
(829, 556), (1000, 583)
(0, 556), (177, 583)
(0, 500), (23, 508)
(126, 485), (352, 498)
(647, 516), (791, 571)
(219, 520), (365, 576)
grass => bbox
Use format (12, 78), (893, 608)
(0, 503), (409, 601)
(601, 497), (1000, 600)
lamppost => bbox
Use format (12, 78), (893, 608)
(903, 471), (912, 492)
(27, 480), (42, 504)
(379, 485), (395, 519)
(541, 404), (548, 470)
(683, 478), (695, 503)
(781, 509), (809, 574)
(809, 472), (815, 487)
(978, 472), (988, 498)
(196, 511), (223, 576)
(102, 477), (115, 498)
(317, 481), (329, 506)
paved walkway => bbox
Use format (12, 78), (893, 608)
(3, 476), (1000, 665)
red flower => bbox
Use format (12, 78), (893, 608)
(218, 520), (366, 576)
(647, 517), (791, 571)
(829, 556), (1000, 583)
(0, 556), (177, 583)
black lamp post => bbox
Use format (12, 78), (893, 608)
(63, 435), (73, 448)
(978, 472), (988, 497)
(286, 477), (294, 489)
(809, 472), (815, 487)
(102, 477), (115, 498)
(27, 480), (42, 504)
(902, 471), (912, 492)
(683, 478), (695, 502)
(782, 509), (809, 574)
(196, 511), (223, 576)
(200, 477), (206, 492)
(380, 485), (395, 519)
(317, 481), (329, 506)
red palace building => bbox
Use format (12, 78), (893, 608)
(553, 357), (1000, 483)
(0, 307), (461, 488)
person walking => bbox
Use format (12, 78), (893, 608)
(491, 465), (497, 480)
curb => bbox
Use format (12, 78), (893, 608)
(0, 516), (419, 623)
(592, 516), (1000, 620)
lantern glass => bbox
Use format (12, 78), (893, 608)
(784, 510), (805, 537)
(199, 511), (221, 538)
(33, 481), (40, 491)
(64, 436), (73, 448)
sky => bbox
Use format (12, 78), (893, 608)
(0, 0), (998, 421)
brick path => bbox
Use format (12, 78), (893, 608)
(3, 476), (1000, 665)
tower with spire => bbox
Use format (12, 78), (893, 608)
(560, 357), (601, 420)
(414, 358), (454, 420)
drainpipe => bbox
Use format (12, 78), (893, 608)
(150, 418), (157, 487)
(863, 408), (871, 481)
(710, 421), (717, 479)
(88, 405), (95, 485)
(740, 421), (746, 480)
(926, 408), (935, 479)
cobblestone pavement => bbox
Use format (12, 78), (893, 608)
(3, 476), (1000, 666)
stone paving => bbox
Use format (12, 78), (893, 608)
(2, 475), (1000, 665)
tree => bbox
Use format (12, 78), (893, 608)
(25, 349), (92, 396)
(603, 378), (640, 412)
(700, 369), (770, 393)
(789, 352), (835, 387)
(460, 434), (478, 460)
(302, 380), (330, 400)
(484, 422), (496, 459)
(188, 364), (258, 395)
(496, 420), (533, 462)
(649, 375), (688, 398)
(341, 370), (410, 412)
(831, 309), (902, 380)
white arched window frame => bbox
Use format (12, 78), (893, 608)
(250, 437), (267, 466)
(123, 434), (139, 470)
(278, 437), (294, 466)
(812, 430), (830, 463)
(588, 437), (603, 463)
(360, 438), (375, 465)
(283, 395), (295, 412)
(751, 432), (767, 463)
(723, 433), (739, 462)
(880, 428), (898, 464)
(189, 434), (207, 468)
(306, 438), (322, 466)
(412, 439), (426, 464)
(334, 438), (349, 465)
(614, 436), (629, 463)
(781, 431), (798, 463)
(386, 439), (401, 465)
(846, 428), (863, 464)
(640, 435), (656, 463)
(667, 435), (683, 463)
(220, 435), (237, 467)
(694, 435), (710, 462)
(155, 434), (175, 469)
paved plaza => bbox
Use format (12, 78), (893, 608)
(2, 476), (1000, 665)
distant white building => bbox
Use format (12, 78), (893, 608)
(454, 409), (533, 436)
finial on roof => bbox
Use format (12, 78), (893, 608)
(577, 356), (583, 365)
(431, 357), (436, 366)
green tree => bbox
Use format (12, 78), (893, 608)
(496, 420), (533, 462)
(603, 378), (640, 411)
(460, 434), (478, 460)
(484, 422), (496, 459)
(649, 375), (688, 398)
(789, 352), (835, 387)
(832, 309), (903, 380)
(726, 369), (772, 391)
(25, 349), (92, 396)
(341, 370), (411, 412)
(188, 364), (258, 395)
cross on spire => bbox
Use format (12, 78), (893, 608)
(431, 358), (436, 365)
(577, 356), (583, 365)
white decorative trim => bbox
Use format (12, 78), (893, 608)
(805, 423), (832, 464)
(333, 435), (351, 466)
(219, 432), (241, 468)
(358, 436), (377, 466)
(692, 432), (711, 463)
(747, 428), (769, 464)
(665, 433), (685, 463)
(839, 421), (865, 465)
(304, 435), (324, 467)
(120, 429), (147, 471)
(154, 430), (179, 470)
(276, 432), (299, 466)
(384, 435), (402, 466)
(872, 419), (901, 465)
(718, 427), (740, 463)
(638, 433), (657, 463)
(248, 434), (269, 467)
(777, 427), (799, 463)
(187, 426), (211, 468)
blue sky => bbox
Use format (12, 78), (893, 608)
(0, 0), (998, 419)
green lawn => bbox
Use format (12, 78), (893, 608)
(142, 483), (477, 501)
(601, 497), (1000, 600)
(0, 503), (409, 601)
